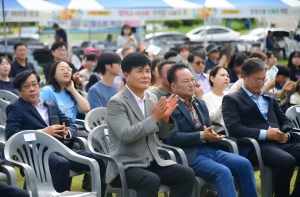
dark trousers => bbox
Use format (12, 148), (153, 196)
(48, 149), (106, 197)
(111, 162), (195, 197)
(0, 184), (29, 197)
(248, 141), (300, 197)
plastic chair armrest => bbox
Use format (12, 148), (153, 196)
(0, 165), (18, 187)
(217, 138), (239, 155)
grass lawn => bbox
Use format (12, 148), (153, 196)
(12, 167), (298, 196)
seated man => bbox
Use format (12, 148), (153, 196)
(150, 60), (203, 99)
(88, 51), (123, 109)
(266, 31), (287, 60)
(106, 52), (195, 197)
(0, 149), (29, 197)
(188, 52), (211, 94)
(5, 70), (106, 196)
(222, 58), (300, 197)
(164, 63), (258, 197)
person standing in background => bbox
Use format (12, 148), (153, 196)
(53, 23), (67, 45)
(117, 24), (137, 49)
(9, 43), (35, 78)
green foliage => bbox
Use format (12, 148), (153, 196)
(163, 20), (183, 28)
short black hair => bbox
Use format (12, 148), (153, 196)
(96, 52), (121, 75)
(13, 70), (40, 90)
(50, 41), (67, 58)
(209, 66), (230, 87)
(85, 52), (97, 61)
(276, 65), (290, 77)
(227, 52), (248, 69)
(187, 54), (194, 63)
(14, 42), (27, 51)
(158, 60), (175, 75)
(241, 58), (268, 76)
(164, 50), (178, 60)
(121, 52), (151, 74)
(167, 63), (190, 85)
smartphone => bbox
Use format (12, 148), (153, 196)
(50, 116), (60, 125)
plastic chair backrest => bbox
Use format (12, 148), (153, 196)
(285, 105), (300, 128)
(39, 77), (47, 88)
(4, 130), (101, 196)
(88, 125), (109, 156)
(83, 81), (89, 93)
(85, 107), (107, 132)
(0, 90), (18, 103)
(0, 99), (9, 126)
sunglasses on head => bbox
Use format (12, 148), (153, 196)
(211, 50), (219, 53)
(193, 61), (206, 66)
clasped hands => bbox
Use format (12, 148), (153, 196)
(266, 128), (288, 143)
(203, 126), (225, 142)
(42, 122), (69, 139)
(152, 94), (178, 123)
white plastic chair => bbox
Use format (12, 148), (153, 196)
(4, 130), (101, 197)
(0, 99), (9, 126)
(0, 90), (19, 103)
(84, 107), (107, 132)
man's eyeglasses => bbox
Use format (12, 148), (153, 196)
(57, 67), (72, 73)
(252, 78), (268, 85)
(193, 61), (206, 66)
(22, 82), (39, 90)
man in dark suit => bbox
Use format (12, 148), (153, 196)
(223, 58), (300, 197)
(164, 63), (258, 197)
(5, 70), (105, 196)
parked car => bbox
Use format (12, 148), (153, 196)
(239, 28), (292, 44)
(143, 32), (190, 54)
(186, 26), (240, 42)
(0, 36), (48, 50)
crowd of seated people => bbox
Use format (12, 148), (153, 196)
(2, 39), (300, 197)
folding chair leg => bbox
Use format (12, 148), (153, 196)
(163, 192), (168, 197)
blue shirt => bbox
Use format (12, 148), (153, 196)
(88, 81), (118, 109)
(229, 68), (239, 83)
(40, 85), (78, 123)
(198, 73), (211, 94)
(266, 36), (276, 50)
(204, 58), (219, 73)
(242, 86), (270, 140)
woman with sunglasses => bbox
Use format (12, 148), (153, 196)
(40, 61), (90, 125)
(188, 52), (211, 94)
(227, 52), (248, 83)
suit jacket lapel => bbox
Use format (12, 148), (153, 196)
(194, 99), (204, 125)
(123, 87), (144, 121)
(19, 98), (47, 126)
(238, 88), (266, 120)
(261, 92), (274, 121)
(177, 99), (195, 128)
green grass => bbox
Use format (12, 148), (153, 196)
(10, 167), (297, 196)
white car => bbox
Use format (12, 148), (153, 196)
(186, 26), (240, 42)
(239, 28), (291, 44)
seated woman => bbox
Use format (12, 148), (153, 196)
(266, 52), (277, 70)
(203, 66), (229, 123)
(148, 58), (163, 89)
(0, 56), (18, 95)
(227, 52), (248, 83)
(40, 61), (90, 136)
(290, 79), (300, 105)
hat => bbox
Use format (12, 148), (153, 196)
(53, 23), (59, 28)
(83, 47), (100, 56)
(206, 44), (219, 55)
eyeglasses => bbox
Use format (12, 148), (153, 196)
(193, 61), (206, 66)
(56, 48), (67, 53)
(22, 82), (39, 90)
(57, 67), (72, 73)
(252, 78), (268, 85)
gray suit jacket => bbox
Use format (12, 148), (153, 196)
(106, 87), (176, 183)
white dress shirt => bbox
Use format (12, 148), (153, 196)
(34, 99), (72, 139)
(126, 85), (146, 118)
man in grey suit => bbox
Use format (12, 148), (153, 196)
(106, 52), (195, 197)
